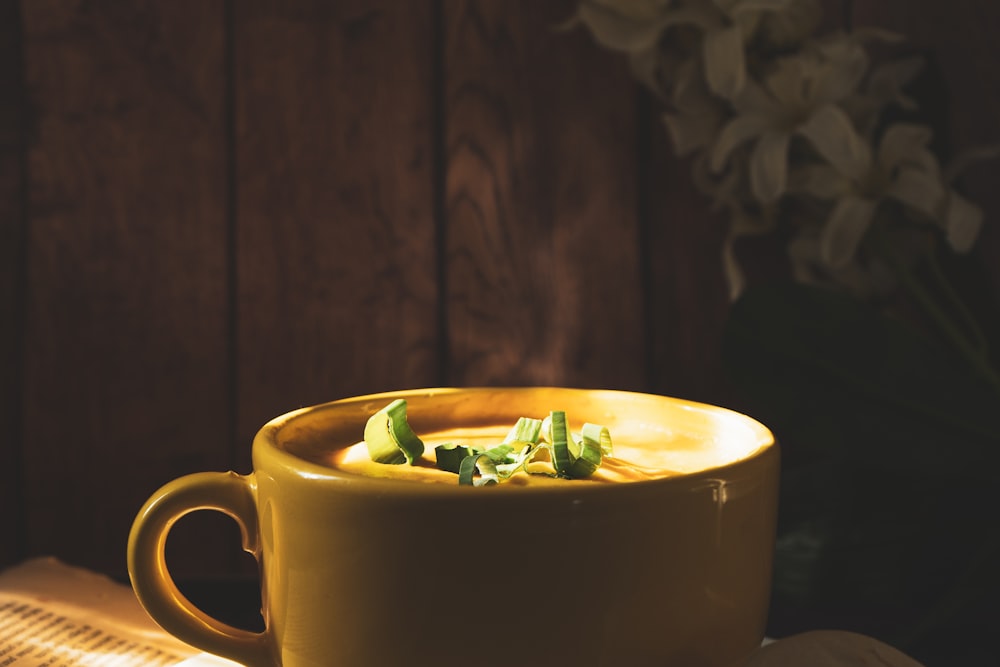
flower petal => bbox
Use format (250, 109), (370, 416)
(787, 230), (824, 284)
(812, 37), (869, 103)
(627, 47), (661, 92)
(703, 25), (747, 100)
(944, 143), (1000, 183)
(575, 2), (671, 52)
(732, 78), (780, 115)
(691, 152), (743, 208)
(866, 56), (925, 110)
(722, 230), (746, 301)
(712, 0), (740, 13)
(764, 56), (811, 107)
(662, 4), (721, 30)
(663, 109), (724, 156)
(710, 114), (772, 172)
(797, 104), (872, 180)
(877, 123), (933, 171)
(788, 163), (850, 199)
(943, 191), (983, 252)
(885, 167), (945, 219)
(721, 206), (775, 300)
(750, 130), (790, 203)
(673, 58), (718, 111)
(755, 0), (822, 49)
(819, 195), (877, 268)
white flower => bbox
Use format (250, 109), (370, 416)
(793, 123), (983, 268)
(845, 55), (925, 138)
(570, 0), (680, 53)
(571, 0), (993, 300)
(940, 191), (983, 253)
(940, 144), (1000, 250)
(752, 0), (822, 50)
(720, 202), (779, 299)
(661, 61), (729, 155)
(576, 0), (813, 102)
(698, 0), (800, 101)
(786, 227), (903, 298)
(709, 34), (871, 204)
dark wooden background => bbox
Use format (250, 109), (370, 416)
(1, 0), (998, 581)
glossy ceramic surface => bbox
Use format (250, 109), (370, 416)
(128, 387), (779, 667)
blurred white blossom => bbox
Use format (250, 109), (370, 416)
(572, 0), (815, 101)
(572, 0), (993, 299)
(570, 0), (678, 53)
(708, 34), (872, 205)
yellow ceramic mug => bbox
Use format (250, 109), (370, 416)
(128, 388), (779, 667)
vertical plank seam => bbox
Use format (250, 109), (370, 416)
(432, 0), (450, 386)
(224, 0), (240, 473)
(10, 0), (30, 563)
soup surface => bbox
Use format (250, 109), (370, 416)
(279, 390), (773, 487)
(324, 425), (700, 485)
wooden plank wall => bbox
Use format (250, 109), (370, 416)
(1, 0), (998, 579)
(0, 0), (26, 570)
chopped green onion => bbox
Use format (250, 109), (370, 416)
(495, 443), (537, 477)
(434, 443), (478, 473)
(503, 417), (542, 445)
(566, 430), (604, 478)
(548, 411), (573, 476)
(364, 402), (613, 484)
(363, 398), (425, 465)
(581, 422), (613, 457)
(458, 454), (499, 487)
(482, 443), (516, 463)
(564, 423), (613, 477)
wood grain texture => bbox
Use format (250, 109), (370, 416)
(19, 0), (231, 576)
(443, 0), (644, 389)
(642, 116), (734, 406)
(0, 0), (27, 570)
(233, 0), (439, 464)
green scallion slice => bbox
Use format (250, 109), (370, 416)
(363, 398), (425, 465)
(483, 443), (517, 463)
(458, 453), (499, 487)
(434, 443), (478, 473)
(503, 417), (543, 445)
(364, 402), (613, 484)
(495, 443), (537, 477)
(581, 422), (613, 457)
(548, 411), (573, 476)
(566, 430), (604, 478)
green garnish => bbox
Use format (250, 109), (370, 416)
(566, 430), (603, 478)
(503, 417), (543, 444)
(434, 443), (476, 473)
(582, 422), (613, 457)
(364, 401), (612, 485)
(547, 411), (573, 476)
(566, 423), (613, 478)
(458, 454), (499, 487)
(363, 398), (425, 465)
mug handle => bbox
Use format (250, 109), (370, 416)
(128, 471), (272, 667)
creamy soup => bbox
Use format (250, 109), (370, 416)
(325, 425), (694, 485)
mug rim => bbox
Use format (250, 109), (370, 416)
(251, 386), (778, 497)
